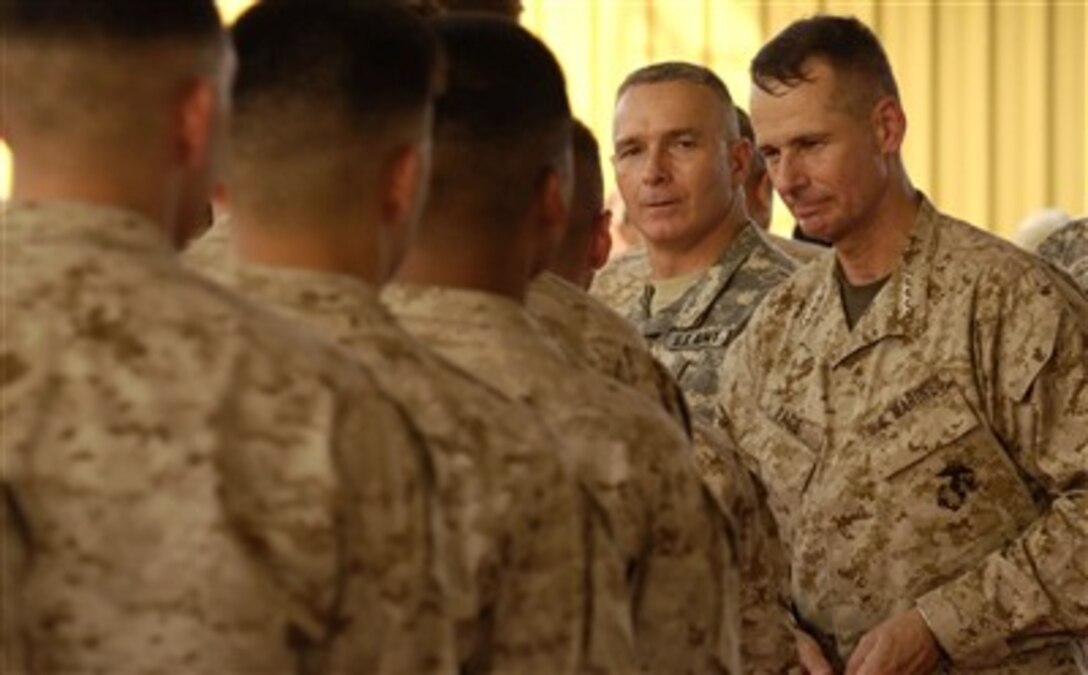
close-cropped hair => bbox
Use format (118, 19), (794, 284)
(1, 0), (221, 44)
(617, 61), (734, 108)
(232, 1), (440, 129)
(750, 15), (899, 103)
(427, 16), (572, 221)
(433, 16), (570, 145)
(616, 61), (739, 140)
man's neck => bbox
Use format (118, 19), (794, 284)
(13, 160), (170, 238)
(395, 217), (533, 303)
(646, 211), (746, 281)
(834, 180), (920, 285)
(233, 212), (384, 286)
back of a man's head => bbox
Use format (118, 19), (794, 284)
(440, 0), (523, 21)
(549, 120), (609, 287)
(616, 61), (740, 141)
(229, 0), (439, 219)
(428, 16), (572, 226)
(2, 0), (223, 145)
(735, 106), (773, 229)
(751, 15), (898, 116)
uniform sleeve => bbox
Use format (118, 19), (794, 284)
(635, 416), (743, 675)
(1, 485), (29, 670)
(915, 266), (1088, 665)
(217, 353), (454, 674)
(692, 422), (798, 675)
(488, 429), (585, 673)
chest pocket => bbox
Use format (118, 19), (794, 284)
(861, 377), (1038, 572)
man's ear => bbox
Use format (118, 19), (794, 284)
(729, 136), (753, 189)
(538, 168), (571, 249)
(176, 77), (216, 169)
(380, 143), (426, 227)
(588, 209), (613, 272)
(871, 95), (906, 154)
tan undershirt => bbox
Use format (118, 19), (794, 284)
(650, 269), (705, 314)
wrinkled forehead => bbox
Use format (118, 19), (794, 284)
(613, 80), (730, 142)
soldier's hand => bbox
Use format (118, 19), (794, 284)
(844, 608), (941, 675)
(795, 628), (834, 675)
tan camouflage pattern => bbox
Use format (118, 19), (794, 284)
(590, 247), (651, 313)
(527, 271), (691, 434)
(182, 212), (234, 283)
(590, 232), (819, 316)
(718, 197), (1088, 673)
(528, 270), (797, 673)
(384, 283), (740, 675)
(627, 222), (797, 421)
(1038, 217), (1088, 291)
(0, 201), (454, 674)
(690, 422), (798, 675)
(229, 262), (586, 674)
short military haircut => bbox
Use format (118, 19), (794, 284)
(430, 16), (572, 222)
(616, 61), (740, 140)
(2, 0), (224, 147)
(441, 0), (523, 20)
(1, 0), (220, 43)
(571, 119), (603, 217)
(751, 15), (899, 112)
(233, 1), (439, 132)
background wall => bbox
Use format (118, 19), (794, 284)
(3, 0), (1085, 238)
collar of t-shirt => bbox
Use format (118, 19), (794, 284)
(834, 260), (891, 330)
(650, 268), (706, 314)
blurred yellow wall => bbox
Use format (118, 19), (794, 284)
(4, 0), (1085, 239)
(522, 0), (1088, 237)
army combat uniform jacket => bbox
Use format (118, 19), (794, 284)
(385, 283), (740, 675)
(229, 263), (585, 674)
(719, 198), (1088, 673)
(626, 222), (797, 420)
(0, 202), (452, 673)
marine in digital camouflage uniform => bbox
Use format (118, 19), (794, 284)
(388, 19), (741, 673)
(1038, 217), (1088, 291)
(193, 5), (588, 672)
(0, 2), (452, 671)
(1, 203), (452, 674)
(720, 16), (1088, 673)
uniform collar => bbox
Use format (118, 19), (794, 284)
(3, 200), (175, 257)
(802, 195), (939, 368)
(235, 261), (399, 339)
(639, 221), (773, 332)
(383, 282), (544, 338)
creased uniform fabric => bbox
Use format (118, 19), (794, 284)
(527, 271), (690, 435)
(627, 222), (796, 421)
(590, 248), (651, 314)
(1038, 217), (1088, 291)
(384, 283), (739, 675)
(0, 202), (453, 674)
(718, 197), (1088, 673)
(527, 270), (795, 674)
(228, 262), (586, 674)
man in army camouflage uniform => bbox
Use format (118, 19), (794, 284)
(0, 0), (452, 671)
(719, 15), (1088, 674)
(386, 17), (741, 673)
(610, 62), (798, 419)
(1038, 217), (1088, 291)
(196, 4), (587, 672)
